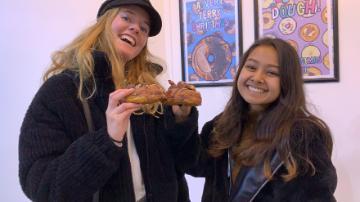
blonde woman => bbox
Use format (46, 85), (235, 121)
(19, 0), (198, 201)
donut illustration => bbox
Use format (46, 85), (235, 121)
(322, 7), (328, 24)
(300, 23), (320, 42)
(322, 30), (329, 47)
(263, 12), (275, 30)
(195, 27), (206, 35)
(223, 0), (235, 11)
(224, 19), (236, 35)
(279, 17), (297, 35)
(262, 0), (273, 9)
(191, 36), (232, 81)
(302, 45), (321, 58)
(304, 66), (322, 76)
(301, 45), (321, 65)
(323, 53), (330, 69)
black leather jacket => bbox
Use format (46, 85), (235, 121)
(188, 116), (337, 202)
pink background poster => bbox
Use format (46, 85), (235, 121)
(256, 0), (338, 81)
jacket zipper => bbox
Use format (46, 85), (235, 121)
(249, 161), (284, 202)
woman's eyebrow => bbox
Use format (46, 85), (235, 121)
(246, 58), (279, 68)
(267, 64), (280, 68)
(246, 58), (259, 64)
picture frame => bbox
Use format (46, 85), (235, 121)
(254, 0), (339, 82)
(179, 0), (243, 86)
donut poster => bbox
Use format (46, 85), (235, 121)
(179, 0), (242, 86)
(255, 0), (339, 82)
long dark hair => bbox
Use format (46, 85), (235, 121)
(209, 37), (333, 181)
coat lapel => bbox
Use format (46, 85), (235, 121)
(229, 152), (284, 202)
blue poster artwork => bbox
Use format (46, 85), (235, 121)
(180, 0), (242, 86)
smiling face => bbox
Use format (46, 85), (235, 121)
(237, 45), (281, 112)
(111, 5), (150, 61)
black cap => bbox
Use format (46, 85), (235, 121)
(97, 0), (162, 37)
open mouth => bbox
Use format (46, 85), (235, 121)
(247, 85), (267, 94)
(120, 34), (136, 47)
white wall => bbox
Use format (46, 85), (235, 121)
(1, 0), (103, 201)
(1, 1), (359, 202)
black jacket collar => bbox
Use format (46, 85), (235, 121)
(229, 152), (284, 202)
(92, 50), (112, 79)
(64, 51), (114, 112)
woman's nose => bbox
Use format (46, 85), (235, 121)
(129, 24), (140, 34)
(251, 71), (265, 83)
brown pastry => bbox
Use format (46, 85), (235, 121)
(124, 83), (166, 104)
(164, 80), (202, 106)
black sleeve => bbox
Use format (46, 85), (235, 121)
(160, 106), (200, 171)
(185, 118), (218, 177)
(162, 106), (199, 149)
(18, 74), (127, 202)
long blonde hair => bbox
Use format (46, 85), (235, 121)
(43, 8), (162, 114)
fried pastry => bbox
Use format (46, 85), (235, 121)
(164, 80), (202, 106)
(124, 83), (166, 104)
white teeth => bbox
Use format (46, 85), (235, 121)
(120, 35), (136, 46)
(248, 86), (264, 93)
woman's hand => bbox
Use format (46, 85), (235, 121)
(172, 105), (191, 123)
(106, 88), (142, 143)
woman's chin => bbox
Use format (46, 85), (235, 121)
(117, 52), (137, 62)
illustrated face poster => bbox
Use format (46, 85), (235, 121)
(256, 0), (338, 81)
(180, 0), (242, 86)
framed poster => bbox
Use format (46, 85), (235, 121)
(254, 0), (339, 82)
(179, 0), (243, 86)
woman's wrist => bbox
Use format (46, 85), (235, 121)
(109, 136), (124, 147)
(172, 105), (192, 123)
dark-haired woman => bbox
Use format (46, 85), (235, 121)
(188, 37), (337, 202)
